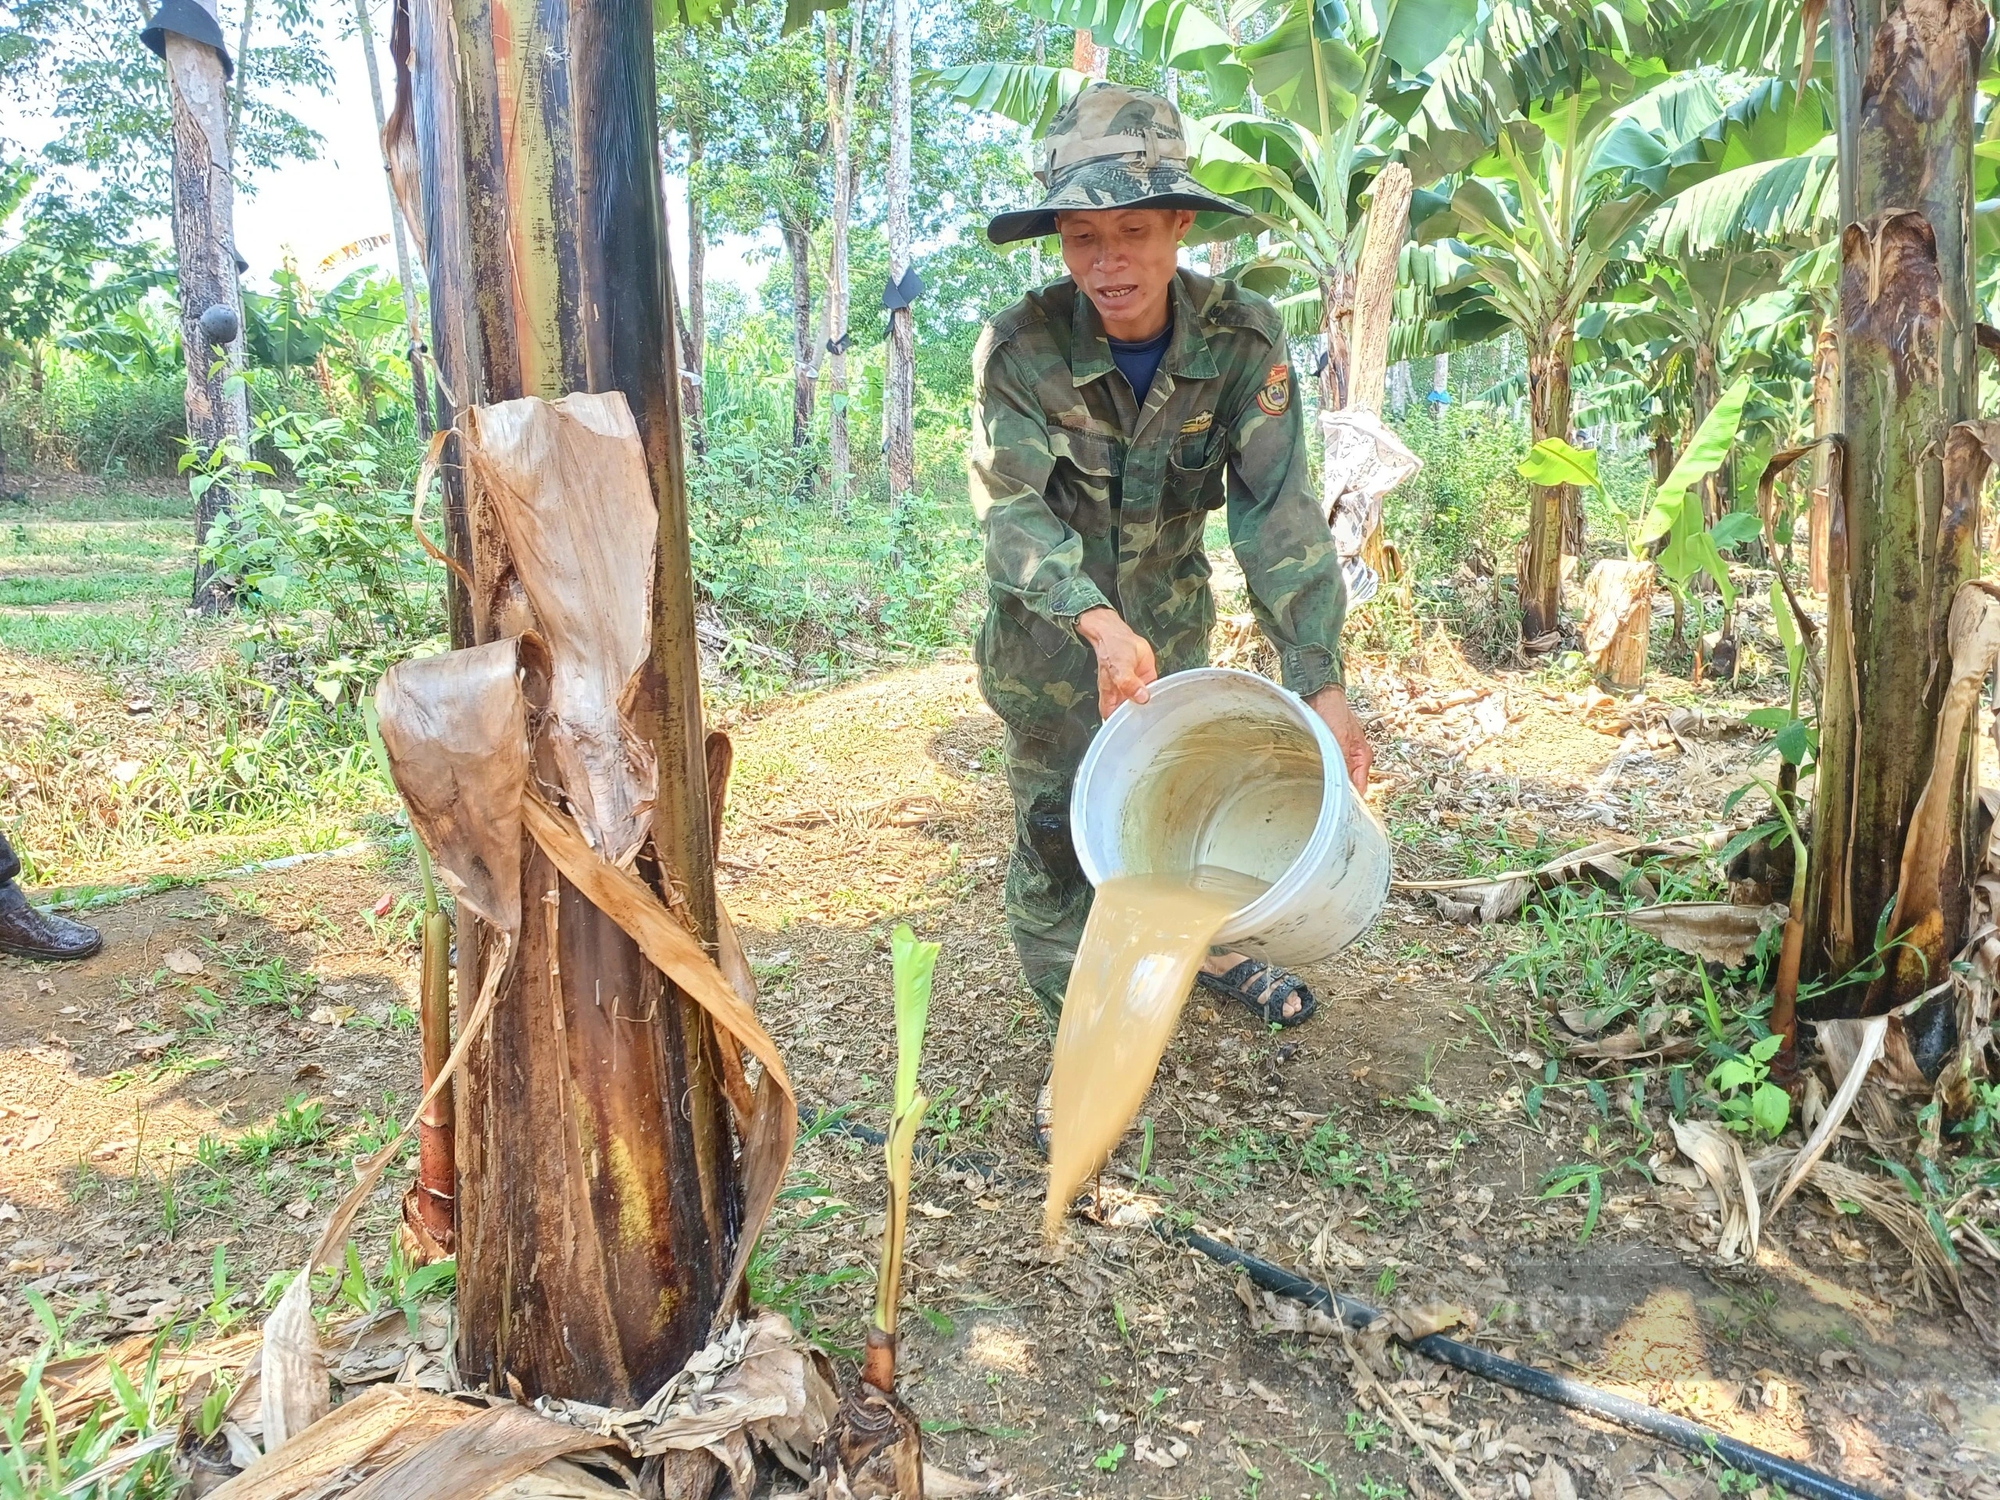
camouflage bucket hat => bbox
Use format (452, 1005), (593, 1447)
(986, 82), (1250, 245)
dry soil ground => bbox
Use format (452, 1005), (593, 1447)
(4, 632), (1999, 1498)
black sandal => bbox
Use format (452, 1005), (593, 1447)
(1195, 960), (1317, 1028)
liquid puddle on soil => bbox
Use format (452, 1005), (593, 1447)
(1043, 865), (1268, 1237)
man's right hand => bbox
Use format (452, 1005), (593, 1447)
(1076, 606), (1158, 717)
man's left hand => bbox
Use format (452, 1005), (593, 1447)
(1307, 684), (1371, 793)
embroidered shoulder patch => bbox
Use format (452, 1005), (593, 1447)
(1256, 363), (1291, 417)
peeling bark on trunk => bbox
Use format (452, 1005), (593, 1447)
(1345, 165), (1409, 417)
(165, 1), (249, 613)
(402, 0), (733, 1403)
(1317, 272), (1352, 420)
(1804, 0), (1990, 1005)
(1520, 330), (1574, 650)
(1581, 559), (1654, 695)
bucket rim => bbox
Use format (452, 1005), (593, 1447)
(1069, 666), (1348, 941)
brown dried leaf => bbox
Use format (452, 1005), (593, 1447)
(377, 638), (528, 936)
(1620, 903), (1782, 967)
(465, 393), (658, 863)
(343, 1403), (612, 1500)
(1668, 1118), (1760, 1263)
(209, 1385), (471, 1499)
(256, 1274), (326, 1458)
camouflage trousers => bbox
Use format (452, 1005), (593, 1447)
(1000, 698), (1103, 1021)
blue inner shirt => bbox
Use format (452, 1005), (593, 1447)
(1107, 319), (1173, 405)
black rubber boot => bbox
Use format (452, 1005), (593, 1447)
(0, 883), (102, 962)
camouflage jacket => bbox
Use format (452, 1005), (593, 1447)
(970, 269), (1347, 737)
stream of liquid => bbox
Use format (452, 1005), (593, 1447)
(1043, 864), (1271, 1239)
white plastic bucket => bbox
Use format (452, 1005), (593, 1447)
(1070, 667), (1391, 967)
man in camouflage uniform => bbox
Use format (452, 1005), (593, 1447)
(973, 83), (1372, 1045)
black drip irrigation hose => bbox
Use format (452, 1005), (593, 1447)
(795, 1105), (1879, 1500)
(1176, 1228), (1882, 1500)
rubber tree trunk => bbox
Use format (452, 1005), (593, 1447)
(1803, 0), (1990, 1005)
(885, 0), (915, 498)
(1519, 329), (1574, 650)
(824, 5), (863, 513)
(783, 218), (815, 448)
(400, 0), (733, 1404)
(165, 0), (249, 614)
(354, 0), (432, 438)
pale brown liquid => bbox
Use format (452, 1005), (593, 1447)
(1043, 865), (1270, 1239)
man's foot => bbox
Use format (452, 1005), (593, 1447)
(1195, 954), (1316, 1027)
(0, 884), (102, 962)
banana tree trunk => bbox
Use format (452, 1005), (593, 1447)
(399, 0), (733, 1403)
(1520, 327), (1574, 650)
(1804, 0), (1989, 1006)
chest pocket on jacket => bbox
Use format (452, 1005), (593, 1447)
(1165, 429), (1227, 514)
(1045, 426), (1121, 533)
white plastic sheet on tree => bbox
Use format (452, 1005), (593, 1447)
(1318, 407), (1421, 610)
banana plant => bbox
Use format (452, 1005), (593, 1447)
(1410, 74), (1830, 649)
(816, 923), (938, 1500)
(1634, 374), (1758, 675)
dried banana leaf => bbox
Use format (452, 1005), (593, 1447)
(344, 1403), (612, 1500)
(376, 639), (528, 936)
(1766, 1016), (1888, 1216)
(208, 1386), (473, 1499)
(1875, 578), (2000, 1003)
(465, 393), (658, 862)
(1669, 1117), (1760, 1263)
(1620, 902), (1784, 966)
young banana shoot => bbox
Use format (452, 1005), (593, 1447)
(818, 924), (937, 1500)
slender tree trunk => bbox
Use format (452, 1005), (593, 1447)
(167, 0), (249, 613)
(403, 0), (732, 1403)
(1804, 0), (1989, 1006)
(684, 126), (707, 454)
(1072, 27), (1108, 77)
(1519, 328), (1574, 650)
(1809, 320), (1836, 592)
(229, 0), (254, 146)
(783, 218), (815, 448)
(885, 0), (915, 497)
(1344, 164), (1410, 417)
(354, 0), (432, 437)
(825, 5), (864, 512)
